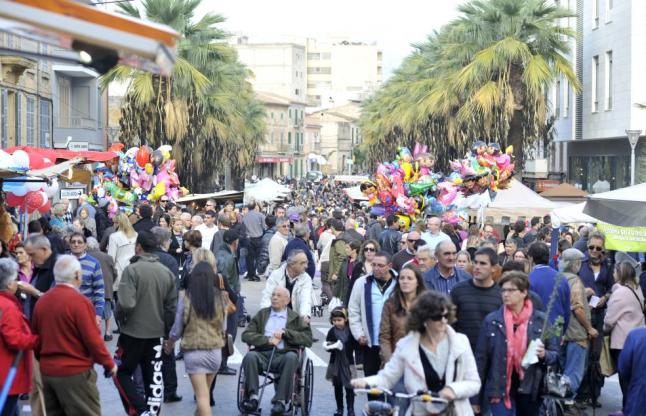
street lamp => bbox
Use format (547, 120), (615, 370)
(626, 129), (641, 185)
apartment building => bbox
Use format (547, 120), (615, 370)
(0, 30), (107, 151)
(308, 102), (362, 174)
(305, 38), (382, 107)
(549, 0), (646, 191)
(233, 38), (307, 103)
(254, 91), (307, 178)
(0, 31), (53, 148)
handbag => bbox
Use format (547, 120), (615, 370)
(543, 366), (572, 398)
(600, 335), (616, 376)
(218, 274), (237, 315)
(517, 363), (545, 401)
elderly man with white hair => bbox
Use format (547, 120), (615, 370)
(31, 255), (116, 416)
(261, 250), (313, 322)
(559, 248), (598, 405)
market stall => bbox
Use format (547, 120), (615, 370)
(550, 202), (598, 224)
(540, 182), (589, 204)
(244, 178), (291, 203)
(472, 179), (557, 222)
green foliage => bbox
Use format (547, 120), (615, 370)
(359, 0), (579, 172)
(101, 0), (265, 192)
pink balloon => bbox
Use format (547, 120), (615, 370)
(25, 191), (44, 213)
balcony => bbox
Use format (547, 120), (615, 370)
(277, 143), (293, 153)
(294, 143), (304, 154)
(56, 116), (96, 130)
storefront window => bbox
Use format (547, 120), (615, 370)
(569, 155), (630, 192)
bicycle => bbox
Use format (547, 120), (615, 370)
(354, 386), (449, 416)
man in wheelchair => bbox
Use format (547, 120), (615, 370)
(241, 287), (313, 415)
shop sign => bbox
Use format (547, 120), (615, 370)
(597, 221), (646, 252)
(256, 156), (293, 163)
(60, 188), (84, 200)
(68, 141), (89, 151)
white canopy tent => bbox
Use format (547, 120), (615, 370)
(344, 186), (368, 201)
(459, 179), (557, 222)
(583, 182), (646, 227)
(244, 178), (291, 203)
(550, 202), (598, 224)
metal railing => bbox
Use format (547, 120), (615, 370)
(56, 116), (96, 129)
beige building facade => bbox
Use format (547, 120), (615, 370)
(308, 102), (362, 174)
(0, 31), (53, 148)
(254, 91), (307, 178)
(233, 39), (307, 103)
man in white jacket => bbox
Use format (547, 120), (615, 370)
(261, 250), (313, 322)
(267, 217), (290, 276)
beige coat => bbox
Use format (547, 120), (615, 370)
(604, 283), (646, 349)
(363, 327), (481, 416)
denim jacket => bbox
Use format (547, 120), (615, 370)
(474, 306), (559, 405)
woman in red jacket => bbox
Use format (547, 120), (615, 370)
(0, 258), (38, 416)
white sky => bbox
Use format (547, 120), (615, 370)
(195, 0), (468, 78)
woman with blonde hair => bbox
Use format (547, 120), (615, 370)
(107, 213), (137, 292)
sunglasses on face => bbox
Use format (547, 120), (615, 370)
(364, 247), (376, 252)
(429, 312), (449, 321)
(588, 245), (605, 252)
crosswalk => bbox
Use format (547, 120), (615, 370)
(229, 325), (332, 368)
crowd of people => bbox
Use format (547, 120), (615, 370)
(0, 176), (645, 416)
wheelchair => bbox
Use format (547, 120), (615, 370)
(237, 347), (314, 415)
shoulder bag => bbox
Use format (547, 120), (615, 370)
(218, 273), (237, 315)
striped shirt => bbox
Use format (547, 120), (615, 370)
(78, 253), (105, 316)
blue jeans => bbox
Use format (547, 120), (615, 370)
(559, 341), (588, 396)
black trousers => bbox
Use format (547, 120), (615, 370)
(333, 382), (355, 413)
(161, 348), (178, 396)
(115, 334), (164, 415)
(611, 348), (627, 410)
(0, 395), (18, 416)
(362, 345), (382, 401)
(246, 237), (263, 279)
(578, 308), (605, 402)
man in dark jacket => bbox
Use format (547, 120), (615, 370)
(378, 214), (401, 256)
(23, 235), (57, 320)
(209, 213), (231, 256)
(240, 287), (313, 415)
(94, 198), (113, 242)
(133, 204), (155, 234)
(281, 223), (315, 279)
(216, 229), (242, 376)
(366, 215), (383, 242)
(257, 215), (277, 278)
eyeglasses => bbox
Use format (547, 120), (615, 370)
(588, 245), (605, 252)
(429, 312), (449, 321)
(364, 247), (376, 252)
(70, 240), (85, 245)
(160, 199), (169, 203)
(501, 288), (520, 294)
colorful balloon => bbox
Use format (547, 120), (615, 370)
(135, 145), (151, 168)
(12, 150), (29, 169)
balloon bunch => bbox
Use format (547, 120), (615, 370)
(361, 141), (515, 228)
(450, 141), (515, 196)
(92, 144), (189, 207)
(0, 149), (58, 213)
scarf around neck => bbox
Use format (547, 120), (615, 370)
(503, 298), (533, 409)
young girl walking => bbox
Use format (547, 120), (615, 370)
(324, 307), (355, 416)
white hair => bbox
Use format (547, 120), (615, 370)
(0, 258), (18, 291)
(53, 255), (81, 283)
(416, 244), (435, 258)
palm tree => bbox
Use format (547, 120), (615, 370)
(102, 0), (265, 192)
(360, 0), (578, 171)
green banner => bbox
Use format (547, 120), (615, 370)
(597, 222), (646, 252)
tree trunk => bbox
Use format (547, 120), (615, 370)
(508, 109), (525, 171)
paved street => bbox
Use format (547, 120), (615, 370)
(18, 279), (623, 415)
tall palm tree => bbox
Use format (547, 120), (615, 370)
(102, 0), (265, 192)
(360, 0), (578, 171)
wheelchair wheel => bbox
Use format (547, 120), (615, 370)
(301, 358), (314, 416)
(236, 364), (247, 413)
